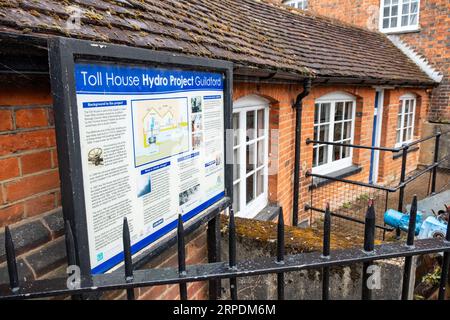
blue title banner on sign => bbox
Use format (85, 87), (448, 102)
(75, 63), (224, 94)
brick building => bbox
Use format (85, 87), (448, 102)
(280, 0), (449, 123)
(0, 0), (438, 299)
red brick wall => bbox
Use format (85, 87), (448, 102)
(275, 0), (449, 122)
(0, 76), (59, 227)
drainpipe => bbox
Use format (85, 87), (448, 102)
(292, 78), (312, 227)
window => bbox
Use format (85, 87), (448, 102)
(396, 94), (416, 145)
(283, 0), (308, 10)
(233, 96), (269, 218)
(380, 0), (420, 33)
(313, 92), (356, 175)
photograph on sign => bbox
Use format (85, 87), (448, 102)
(74, 63), (226, 273)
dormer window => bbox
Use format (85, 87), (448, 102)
(283, 0), (308, 10)
(380, 0), (420, 33)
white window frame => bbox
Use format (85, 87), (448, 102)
(312, 92), (356, 175)
(395, 94), (416, 147)
(283, 0), (308, 10)
(379, 0), (420, 33)
(232, 95), (270, 219)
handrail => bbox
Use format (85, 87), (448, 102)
(306, 129), (450, 153)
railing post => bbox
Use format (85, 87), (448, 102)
(228, 207), (238, 300)
(177, 214), (188, 300)
(438, 206), (450, 300)
(322, 203), (331, 300)
(431, 131), (441, 194)
(397, 144), (409, 239)
(277, 208), (285, 300)
(207, 214), (221, 300)
(122, 217), (135, 300)
(401, 196), (417, 300)
(4, 226), (19, 293)
(362, 200), (376, 300)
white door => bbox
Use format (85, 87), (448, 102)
(232, 96), (269, 218)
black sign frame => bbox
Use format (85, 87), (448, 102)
(48, 37), (233, 275)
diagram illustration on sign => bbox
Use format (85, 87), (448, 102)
(132, 98), (189, 167)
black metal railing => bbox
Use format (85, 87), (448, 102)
(0, 197), (449, 300)
(305, 129), (450, 239)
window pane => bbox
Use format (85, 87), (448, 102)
(319, 146), (328, 165)
(345, 102), (353, 120)
(407, 128), (412, 140)
(257, 109), (265, 137)
(402, 3), (409, 14)
(410, 14), (417, 25)
(246, 111), (255, 140)
(403, 128), (408, 141)
(233, 148), (240, 181)
(246, 143), (255, 173)
(396, 130), (401, 143)
(320, 103), (330, 122)
(383, 18), (390, 28)
(314, 104), (319, 124)
(314, 126), (318, 140)
(403, 113), (408, 128)
(383, 6), (390, 17)
(391, 17), (398, 27)
(246, 174), (254, 204)
(333, 145), (342, 161)
(343, 121), (352, 140)
(334, 122), (343, 141)
(313, 147), (317, 167)
(411, 1), (418, 13)
(233, 113), (239, 146)
(408, 113), (414, 128)
(392, 5), (398, 16)
(257, 139), (264, 167)
(392, 0), (398, 5)
(384, 0), (391, 6)
(256, 169), (264, 197)
(342, 141), (351, 158)
(404, 99), (410, 113)
(319, 125), (330, 142)
(233, 182), (240, 213)
(335, 102), (344, 121)
(397, 114), (402, 129)
(401, 15), (408, 26)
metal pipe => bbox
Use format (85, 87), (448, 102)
(177, 214), (187, 300)
(122, 217), (135, 300)
(292, 78), (312, 226)
(431, 131), (441, 194)
(401, 196), (417, 300)
(397, 145), (409, 238)
(277, 208), (285, 300)
(306, 171), (396, 192)
(438, 208), (450, 300)
(362, 200), (376, 300)
(305, 205), (394, 231)
(322, 203), (331, 300)
(228, 208), (238, 300)
(306, 138), (400, 153)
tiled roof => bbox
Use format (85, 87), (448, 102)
(0, 0), (435, 85)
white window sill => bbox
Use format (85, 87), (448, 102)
(380, 27), (420, 35)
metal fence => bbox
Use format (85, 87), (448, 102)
(306, 129), (450, 240)
(0, 197), (449, 300)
